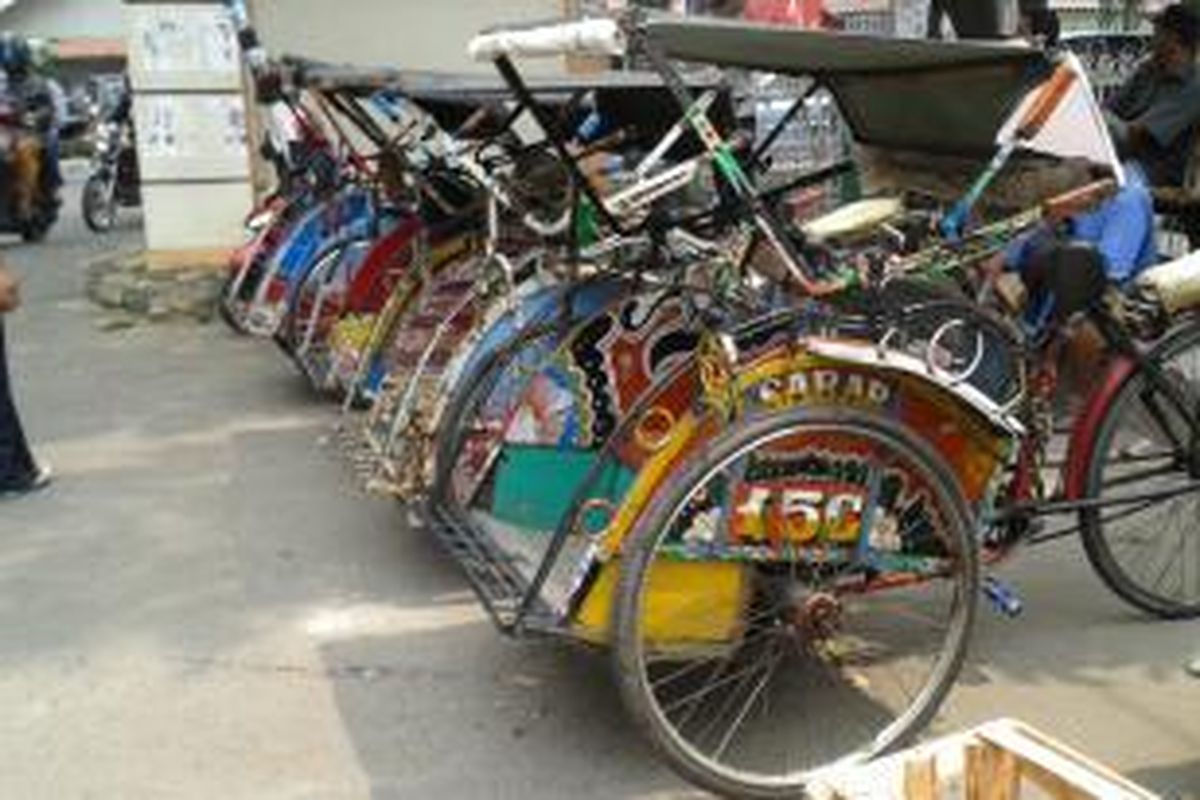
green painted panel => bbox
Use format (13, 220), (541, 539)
(490, 445), (633, 533)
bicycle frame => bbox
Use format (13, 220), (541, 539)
(994, 309), (1200, 541)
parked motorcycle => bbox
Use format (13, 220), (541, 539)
(82, 112), (140, 234)
(0, 97), (60, 242)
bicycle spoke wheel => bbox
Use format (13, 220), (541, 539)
(614, 408), (978, 798)
(1082, 320), (1200, 618)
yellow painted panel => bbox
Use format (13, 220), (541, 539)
(600, 413), (701, 557)
(574, 560), (748, 647)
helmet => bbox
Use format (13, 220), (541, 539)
(0, 34), (32, 74)
(9, 38), (31, 73)
(0, 32), (15, 70)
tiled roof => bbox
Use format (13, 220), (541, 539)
(52, 37), (126, 61)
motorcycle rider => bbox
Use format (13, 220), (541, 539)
(0, 34), (57, 227)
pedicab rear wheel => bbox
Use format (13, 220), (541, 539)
(1080, 318), (1200, 619)
(613, 407), (979, 798)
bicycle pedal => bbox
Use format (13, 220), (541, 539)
(982, 576), (1024, 618)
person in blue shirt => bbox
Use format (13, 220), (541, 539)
(968, 162), (1157, 406)
(1061, 163), (1158, 285)
(995, 161), (1158, 333)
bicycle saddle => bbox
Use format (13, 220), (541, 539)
(801, 196), (904, 246)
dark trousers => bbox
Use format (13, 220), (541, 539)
(0, 319), (36, 489)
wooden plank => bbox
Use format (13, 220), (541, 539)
(985, 745), (1022, 800)
(965, 743), (987, 800)
(903, 755), (938, 800)
(1021, 760), (1092, 800)
(806, 719), (1159, 800)
(978, 720), (1161, 799)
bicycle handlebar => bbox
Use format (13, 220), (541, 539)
(1041, 178), (1116, 222)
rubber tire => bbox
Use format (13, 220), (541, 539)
(20, 199), (56, 243)
(1080, 317), (1200, 619)
(19, 221), (48, 243)
(217, 281), (250, 335)
(613, 407), (979, 799)
(82, 174), (117, 234)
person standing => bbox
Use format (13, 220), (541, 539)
(0, 259), (50, 496)
(1105, 3), (1200, 189)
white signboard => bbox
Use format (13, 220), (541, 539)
(128, 4), (241, 91)
(134, 94), (249, 182)
(126, 1), (253, 253)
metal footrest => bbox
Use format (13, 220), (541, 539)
(426, 502), (545, 630)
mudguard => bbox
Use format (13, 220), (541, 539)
(1060, 314), (1200, 501)
(1062, 356), (1135, 501)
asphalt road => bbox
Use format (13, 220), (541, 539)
(0, 172), (1197, 799)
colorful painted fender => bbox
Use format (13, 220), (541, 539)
(474, 288), (711, 532)
(244, 185), (377, 337)
(286, 237), (379, 389)
(434, 276), (640, 498)
(284, 212), (420, 361)
(561, 333), (1016, 641)
(223, 191), (315, 327)
(330, 230), (484, 401)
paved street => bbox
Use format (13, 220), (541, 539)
(0, 174), (1197, 799)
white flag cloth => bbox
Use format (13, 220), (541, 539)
(998, 52), (1125, 185)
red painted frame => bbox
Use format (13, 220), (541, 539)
(1061, 355), (1136, 501)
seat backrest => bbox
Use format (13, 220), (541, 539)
(1138, 248), (1200, 314)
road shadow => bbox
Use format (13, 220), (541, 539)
(952, 532), (1200, 689)
(1128, 758), (1200, 798)
(312, 509), (702, 800)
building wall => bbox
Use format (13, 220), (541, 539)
(249, 0), (568, 74)
(0, 0), (123, 39)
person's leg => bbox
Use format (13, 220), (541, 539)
(44, 128), (62, 189)
(926, 0), (945, 39)
(12, 135), (41, 223)
(0, 318), (38, 490)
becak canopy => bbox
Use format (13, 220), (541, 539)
(644, 15), (1051, 158)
